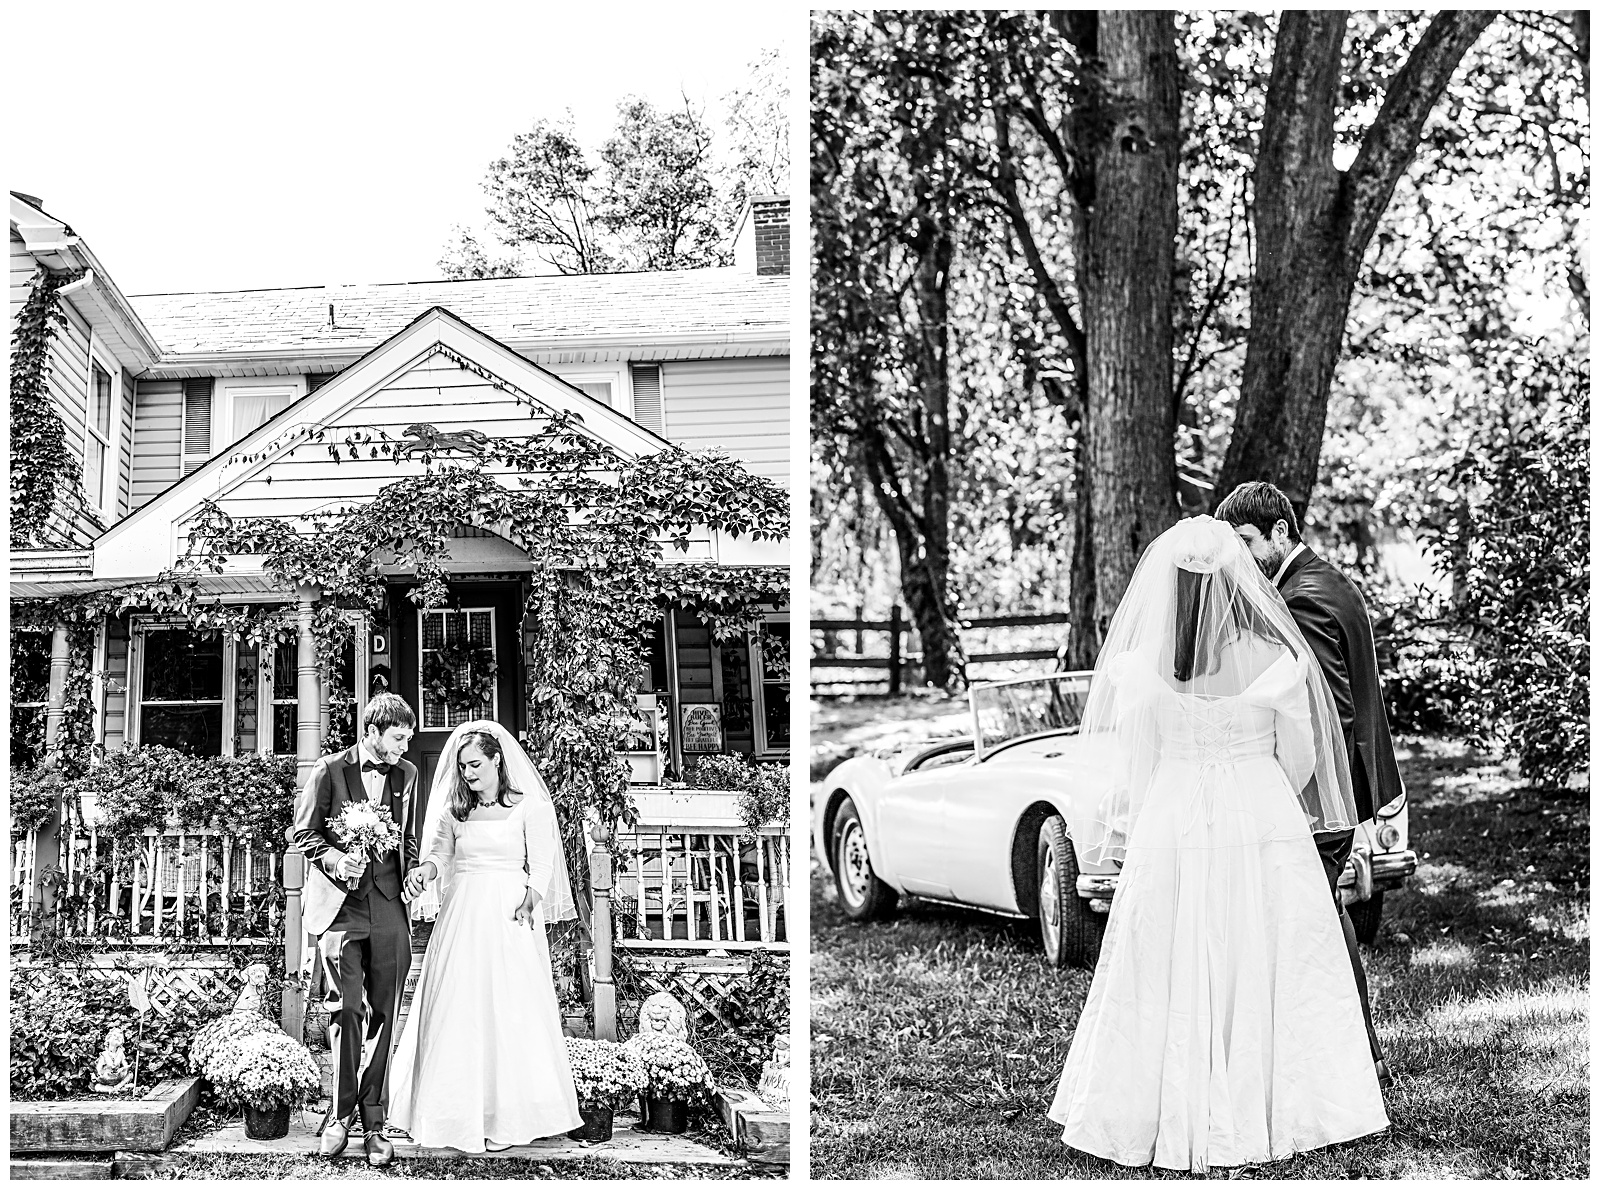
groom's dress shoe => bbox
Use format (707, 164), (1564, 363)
(1375, 1059), (1394, 1090)
(365, 1131), (396, 1168)
(319, 1118), (350, 1158)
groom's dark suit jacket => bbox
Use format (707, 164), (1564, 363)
(1277, 547), (1403, 824)
(291, 744), (419, 935)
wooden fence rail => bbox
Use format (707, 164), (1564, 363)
(812, 608), (1073, 693)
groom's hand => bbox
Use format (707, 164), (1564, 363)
(403, 863), (434, 900)
(335, 851), (367, 881)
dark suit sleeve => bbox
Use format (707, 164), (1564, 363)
(291, 757), (347, 884)
(1283, 588), (1356, 739)
(401, 763), (420, 872)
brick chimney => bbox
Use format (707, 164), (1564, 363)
(733, 195), (790, 276)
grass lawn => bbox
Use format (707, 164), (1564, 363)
(810, 714), (1589, 1180)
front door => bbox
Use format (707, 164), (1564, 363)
(391, 580), (525, 842)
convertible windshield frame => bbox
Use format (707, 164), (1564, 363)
(969, 670), (1095, 761)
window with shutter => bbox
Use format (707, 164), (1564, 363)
(182, 378), (214, 474)
(630, 364), (664, 434)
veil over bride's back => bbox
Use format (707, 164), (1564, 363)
(411, 720), (580, 923)
(1069, 516), (1360, 864)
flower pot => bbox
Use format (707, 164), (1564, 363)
(243, 1102), (291, 1140)
(640, 1095), (689, 1134)
(567, 1106), (614, 1142)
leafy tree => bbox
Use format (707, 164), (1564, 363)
(598, 97), (725, 270)
(469, 115), (615, 276)
(1216, 10), (1497, 518)
(724, 46), (792, 209)
(442, 49), (789, 278)
(812, 14), (977, 687)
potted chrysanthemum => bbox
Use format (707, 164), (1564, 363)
(189, 1011), (280, 1083)
(623, 1032), (715, 1134)
(563, 1038), (646, 1142)
(208, 1029), (321, 1139)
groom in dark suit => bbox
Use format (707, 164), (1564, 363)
(291, 693), (421, 1166)
(1217, 481), (1399, 1089)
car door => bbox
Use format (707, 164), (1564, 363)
(870, 766), (959, 898)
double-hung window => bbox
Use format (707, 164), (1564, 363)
(84, 353), (118, 517)
(11, 631), (53, 768)
(130, 620), (231, 756)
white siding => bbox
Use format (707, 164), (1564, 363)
(131, 379), (183, 511)
(660, 356), (789, 483)
(9, 232), (35, 324)
(214, 354), (565, 518)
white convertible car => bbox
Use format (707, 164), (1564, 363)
(813, 672), (1419, 968)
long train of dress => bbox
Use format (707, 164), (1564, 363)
(1049, 653), (1389, 1172)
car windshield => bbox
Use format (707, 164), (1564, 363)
(970, 672), (1093, 757)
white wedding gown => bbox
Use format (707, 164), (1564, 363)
(388, 798), (582, 1151)
(1049, 650), (1389, 1172)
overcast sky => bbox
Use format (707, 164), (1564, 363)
(8, 3), (793, 295)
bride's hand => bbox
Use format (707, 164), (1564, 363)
(512, 887), (543, 928)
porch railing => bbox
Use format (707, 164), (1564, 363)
(9, 814), (281, 946)
(608, 789), (790, 951)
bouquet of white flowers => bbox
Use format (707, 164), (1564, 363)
(328, 800), (403, 889)
(208, 1029), (321, 1111)
(189, 1011), (279, 1078)
(565, 1038), (647, 1112)
(623, 1032), (716, 1103)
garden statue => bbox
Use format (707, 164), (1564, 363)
(757, 1032), (791, 1107)
(635, 991), (688, 1041)
(233, 962), (271, 1017)
(92, 1026), (135, 1093)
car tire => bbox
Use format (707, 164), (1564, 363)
(1348, 889), (1384, 945)
(831, 798), (898, 921)
(1037, 815), (1104, 970)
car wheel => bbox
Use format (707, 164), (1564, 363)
(1348, 889), (1384, 945)
(831, 798), (898, 921)
(1037, 815), (1104, 970)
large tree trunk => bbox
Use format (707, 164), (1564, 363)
(1071, 10), (1183, 656)
(1217, 10), (1495, 521)
(857, 219), (967, 689)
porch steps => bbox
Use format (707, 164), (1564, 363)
(167, 1110), (736, 1166)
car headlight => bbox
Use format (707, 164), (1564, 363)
(1376, 823), (1401, 851)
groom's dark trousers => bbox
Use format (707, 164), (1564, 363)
(1279, 546), (1403, 1068)
(292, 745), (417, 1133)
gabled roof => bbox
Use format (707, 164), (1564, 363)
(127, 268), (788, 362)
(91, 305), (675, 581)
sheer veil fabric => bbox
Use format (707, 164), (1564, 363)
(1063, 516), (1362, 866)
(409, 720), (579, 923)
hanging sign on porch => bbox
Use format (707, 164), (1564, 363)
(680, 704), (724, 753)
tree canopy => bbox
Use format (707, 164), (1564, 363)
(442, 49), (790, 278)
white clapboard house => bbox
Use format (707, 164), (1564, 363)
(9, 191), (793, 992)
(10, 189), (790, 780)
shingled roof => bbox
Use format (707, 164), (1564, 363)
(126, 267), (787, 358)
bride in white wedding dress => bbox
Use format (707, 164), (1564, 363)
(388, 721), (582, 1152)
(1049, 516), (1389, 1173)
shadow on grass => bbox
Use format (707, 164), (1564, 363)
(810, 738), (1590, 1180)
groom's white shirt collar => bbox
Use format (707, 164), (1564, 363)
(1273, 543), (1307, 587)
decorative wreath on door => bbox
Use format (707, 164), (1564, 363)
(422, 639), (498, 712)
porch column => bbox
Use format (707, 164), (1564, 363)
(284, 584), (322, 1036)
(294, 584), (324, 787)
(29, 625), (72, 931)
(589, 819), (618, 1041)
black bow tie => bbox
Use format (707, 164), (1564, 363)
(361, 759), (393, 776)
